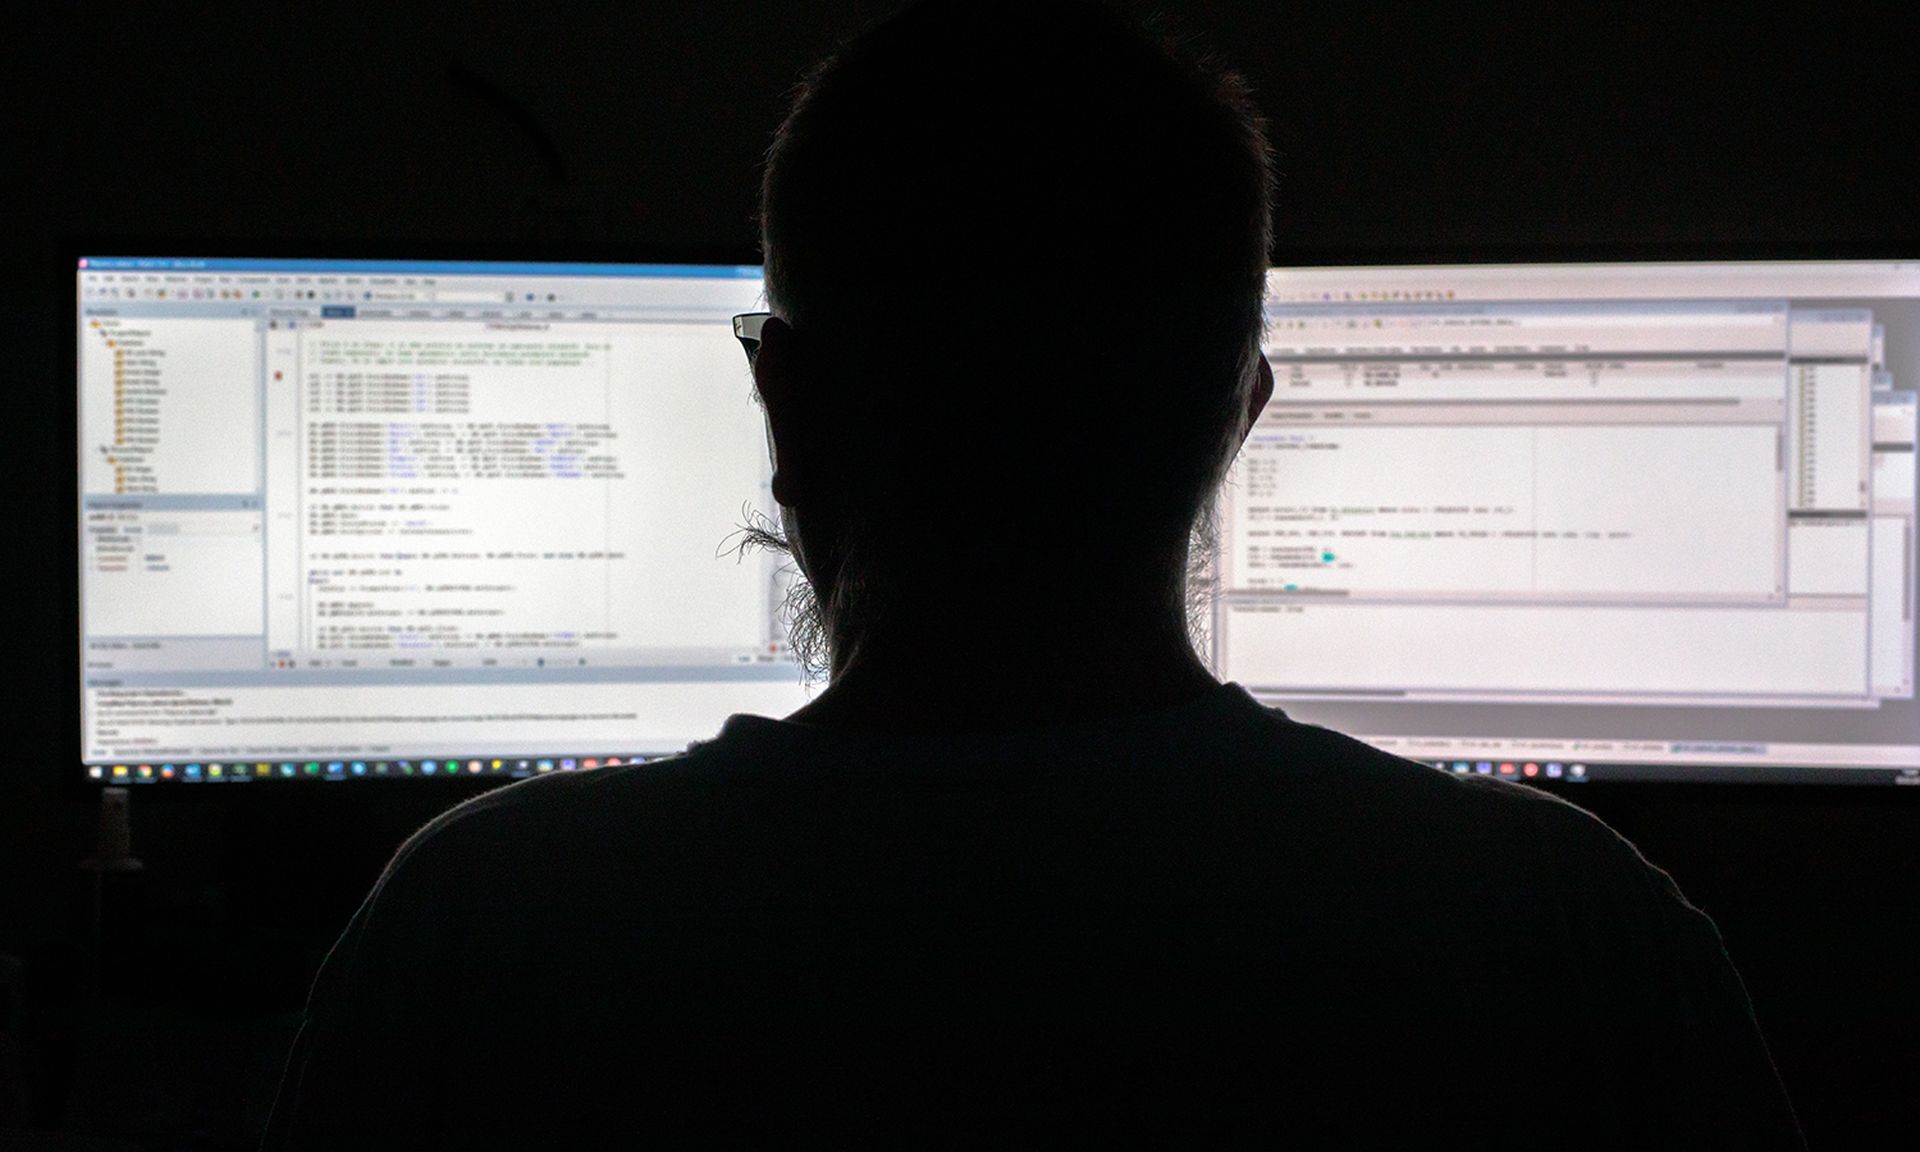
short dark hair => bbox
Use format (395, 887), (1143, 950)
(762, 0), (1271, 513)
(755, 0), (1272, 666)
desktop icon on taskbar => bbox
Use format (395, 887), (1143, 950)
(84, 755), (655, 783)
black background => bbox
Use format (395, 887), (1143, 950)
(3, 1), (1917, 1146)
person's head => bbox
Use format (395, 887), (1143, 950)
(749, 0), (1274, 675)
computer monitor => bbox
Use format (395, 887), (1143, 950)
(76, 255), (1920, 786)
(1228, 260), (1919, 784)
(76, 254), (809, 784)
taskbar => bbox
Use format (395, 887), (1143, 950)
(85, 755), (1920, 787)
(86, 755), (659, 784)
(1419, 758), (1920, 787)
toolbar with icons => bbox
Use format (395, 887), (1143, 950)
(87, 755), (655, 783)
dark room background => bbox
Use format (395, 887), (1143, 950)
(3, 1), (1916, 1147)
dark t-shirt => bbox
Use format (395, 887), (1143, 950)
(263, 683), (1803, 1148)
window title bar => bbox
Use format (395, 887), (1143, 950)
(79, 257), (762, 279)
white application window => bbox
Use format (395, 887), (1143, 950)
(78, 258), (809, 770)
(1223, 261), (1920, 781)
(1218, 301), (1841, 701)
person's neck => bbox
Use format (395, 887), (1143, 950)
(784, 600), (1221, 735)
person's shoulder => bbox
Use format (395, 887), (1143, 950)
(1225, 692), (1660, 878)
(369, 755), (703, 893)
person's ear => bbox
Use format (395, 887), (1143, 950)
(1239, 352), (1274, 448)
(751, 317), (813, 509)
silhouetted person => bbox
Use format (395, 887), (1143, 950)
(265, 2), (1804, 1146)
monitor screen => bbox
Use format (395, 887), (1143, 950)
(76, 256), (1920, 785)
(77, 255), (809, 783)
(1228, 260), (1919, 783)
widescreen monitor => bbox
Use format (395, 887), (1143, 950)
(1236, 259), (1919, 784)
(75, 256), (1919, 785)
(77, 255), (808, 784)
